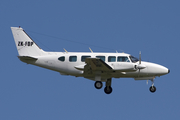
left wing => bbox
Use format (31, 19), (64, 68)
(85, 58), (112, 71)
(74, 58), (135, 74)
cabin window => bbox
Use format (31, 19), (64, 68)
(108, 56), (116, 62)
(69, 56), (77, 62)
(117, 56), (130, 62)
(81, 56), (91, 62)
(58, 56), (65, 62)
(96, 56), (105, 62)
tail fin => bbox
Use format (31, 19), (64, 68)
(11, 27), (45, 56)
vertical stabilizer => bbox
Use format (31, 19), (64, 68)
(11, 27), (45, 56)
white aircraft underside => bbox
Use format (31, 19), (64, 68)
(11, 27), (170, 94)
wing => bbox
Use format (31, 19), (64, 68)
(74, 58), (135, 76)
(85, 58), (112, 71)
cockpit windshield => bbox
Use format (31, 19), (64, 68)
(129, 56), (139, 63)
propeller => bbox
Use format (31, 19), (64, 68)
(136, 51), (146, 77)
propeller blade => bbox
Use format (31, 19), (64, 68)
(139, 51), (141, 64)
(138, 69), (140, 77)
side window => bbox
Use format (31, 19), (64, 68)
(58, 56), (65, 62)
(81, 56), (91, 62)
(69, 56), (77, 62)
(117, 56), (130, 62)
(96, 56), (105, 62)
(108, 56), (116, 62)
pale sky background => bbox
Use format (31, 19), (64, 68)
(0, 0), (179, 120)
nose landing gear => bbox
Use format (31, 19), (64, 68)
(149, 79), (156, 93)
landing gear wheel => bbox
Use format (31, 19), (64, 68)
(104, 86), (113, 94)
(149, 86), (156, 93)
(94, 81), (103, 89)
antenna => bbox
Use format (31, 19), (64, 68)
(63, 48), (68, 53)
(89, 47), (93, 53)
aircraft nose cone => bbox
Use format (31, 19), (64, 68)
(144, 62), (169, 76)
(159, 66), (169, 75)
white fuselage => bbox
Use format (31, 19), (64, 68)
(27, 52), (169, 81)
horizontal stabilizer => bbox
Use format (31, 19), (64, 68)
(18, 56), (38, 63)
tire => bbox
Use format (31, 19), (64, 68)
(149, 86), (156, 93)
(94, 81), (103, 89)
(104, 86), (113, 94)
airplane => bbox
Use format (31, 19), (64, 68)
(11, 27), (170, 94)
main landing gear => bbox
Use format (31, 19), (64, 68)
(94, 78), (113, 94)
